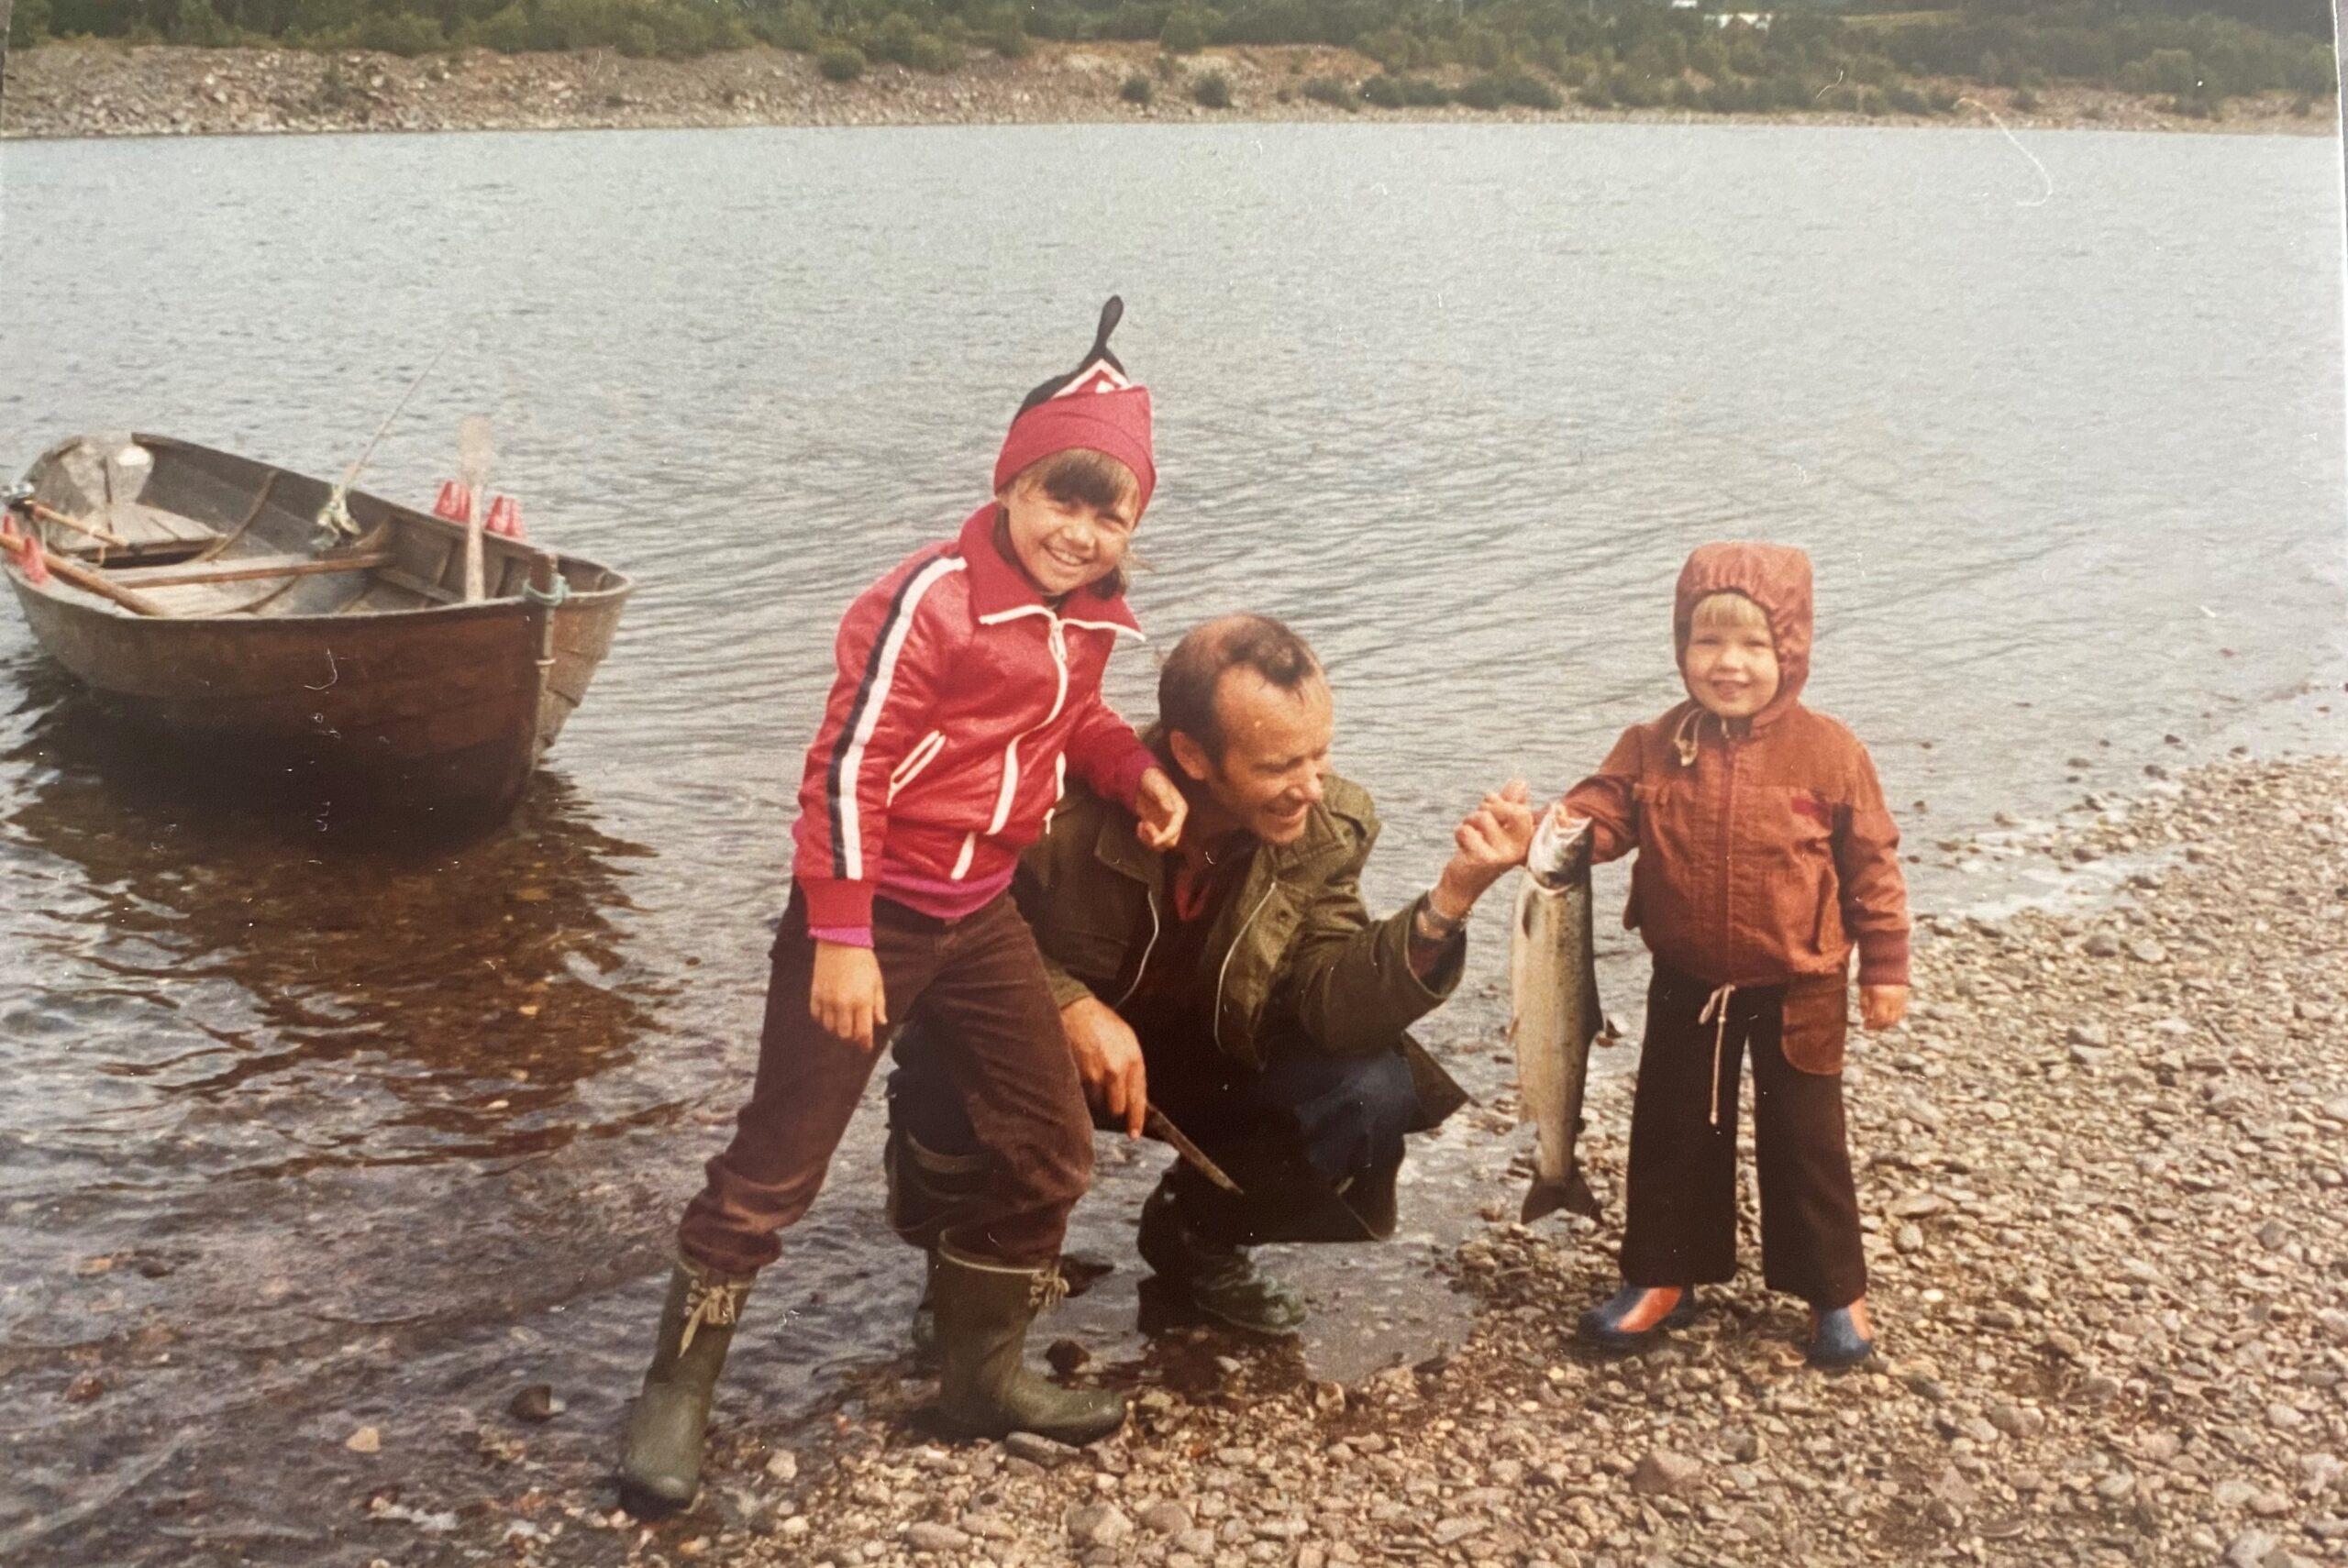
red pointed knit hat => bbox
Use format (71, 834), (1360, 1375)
(992, 296), (1156, 514)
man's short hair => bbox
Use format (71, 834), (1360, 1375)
(1158, 614), (1324, 762)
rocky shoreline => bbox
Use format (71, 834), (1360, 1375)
(402, 752), (2348, 1568)
(2, 41), (2337, 140)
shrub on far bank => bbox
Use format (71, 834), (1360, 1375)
(1301, 74), (1356, 109)
(1884, 83), (1931, 115)
(9, 0), (52, 48)
(1191, 70), (1230, 107)
(1452, 71), (1557, 110)
(751, 0), (823, 52)
(1360, 72), (1450, 107)
(1160, 8), (1209, 54)
(817, 42), (866, 81)
(1120, 72), (1153, 103)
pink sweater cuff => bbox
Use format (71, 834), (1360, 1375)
(799, 875), (875, 933)
(808, 924), (872, 948)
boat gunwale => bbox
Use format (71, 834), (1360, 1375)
(11, 433), (634, 629)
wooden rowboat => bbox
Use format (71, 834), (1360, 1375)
(2, 433), (631, 826)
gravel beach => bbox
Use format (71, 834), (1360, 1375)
(2, 41), (2335, 140)
(414, 751), (2348, 1568)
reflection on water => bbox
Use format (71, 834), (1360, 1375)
(4, 657), (662, 1176)
(0, 653), (693, 1563)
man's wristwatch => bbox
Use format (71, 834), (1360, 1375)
(1413, 892), (1467, 943)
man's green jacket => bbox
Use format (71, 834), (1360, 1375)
(1013, 770), (1469, 1131)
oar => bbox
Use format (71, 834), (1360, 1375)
(458, 414), (493, 602)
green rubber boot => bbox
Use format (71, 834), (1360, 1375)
(618, 1259), (752, 1515)
(910, 1249), (940, 1364)
(883, 1125), (989, 1365)
(931, 1241), (1126, 1444)
(1135, 1179), (1307, 1336)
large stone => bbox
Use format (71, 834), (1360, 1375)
(1987, 1403), (2046, 1440)
(1138, 1500), (1193, 1537)
(1009, 1430), (1080, 1467)
(1067, 1502), (1134, 1548)
(905, 1522), (971, 1552)
(1632, 1450), (1703, 1496)
(2223, 1529), (2278, 1568)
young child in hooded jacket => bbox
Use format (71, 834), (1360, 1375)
(620, 301), (1187, 1513)
(1555, 542), (1910, 1368)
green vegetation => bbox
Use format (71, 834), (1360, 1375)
(1119, 68), (1153, 99)
(1191, 66), (1230, 104)
(9, 0), (2336, 119)
(1301, 71), (1357, 105)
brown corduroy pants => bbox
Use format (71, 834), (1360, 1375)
(677, 889), (1092, 1276)
(1621, 960), (1867, 1309)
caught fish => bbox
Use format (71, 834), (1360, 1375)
(1509, 812), (1608, 1223)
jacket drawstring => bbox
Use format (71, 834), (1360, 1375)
(1671, 707), (1705, 767)
(1697, 983), (1738, 1127)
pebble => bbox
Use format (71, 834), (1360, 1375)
(507, 1385), (562, 1423)
(1065, 1502), (1133, 1548)
(1007, 1431), (1080, 1467)
(1632, 1450), (1703, 1496)
(345, 1426), (381, 1453)
(1138, 1500), (1192, 1536)
(904, 1522), (970, 1551)
(2225, 1529), (2278, 1568)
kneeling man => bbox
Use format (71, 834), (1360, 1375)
(886, 614), (1532, 1333)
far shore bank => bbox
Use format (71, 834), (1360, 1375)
(2, 41), (2338, 141)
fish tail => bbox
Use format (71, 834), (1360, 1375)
(1520, 1165), (1605, 1224)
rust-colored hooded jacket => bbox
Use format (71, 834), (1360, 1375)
(1563, 543), (1911, 991)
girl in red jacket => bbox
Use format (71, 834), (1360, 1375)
(1556, 543), (1911, 1369)
(623, 301), (1185, 1511)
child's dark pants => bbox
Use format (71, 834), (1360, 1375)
(678, 889), (1092, 1277)
(1622, 959), (1867, 1309)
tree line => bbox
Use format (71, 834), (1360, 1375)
(9, 0), (2338, 117)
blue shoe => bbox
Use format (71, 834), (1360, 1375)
(1577, 1286), (1696, 1351)
(1805, 1297), (1876, 1369)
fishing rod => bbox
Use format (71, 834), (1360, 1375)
(316, 345), (451, 543)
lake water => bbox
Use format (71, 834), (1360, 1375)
(1, 121), (2343, 1562)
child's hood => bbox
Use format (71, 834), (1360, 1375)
(1673, 542), (1813, 727)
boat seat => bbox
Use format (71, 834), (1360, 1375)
(105, 551), (393, 591)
